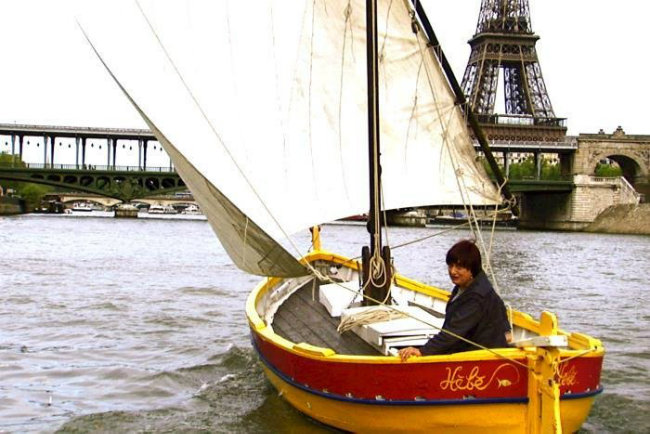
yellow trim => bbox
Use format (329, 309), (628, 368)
(293, 342), (336, 357)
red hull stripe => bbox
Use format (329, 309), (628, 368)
(252, 336), (528, 406)
(252, 333), (603, 403)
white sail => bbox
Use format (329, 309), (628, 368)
(79, 0), (500, 276)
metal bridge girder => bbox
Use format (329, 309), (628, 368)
(0, 166), (186, 202)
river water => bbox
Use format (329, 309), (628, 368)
(0, 212), (648, 433)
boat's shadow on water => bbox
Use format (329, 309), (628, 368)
(55, 346), (339, 433)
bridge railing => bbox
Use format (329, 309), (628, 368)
(590, 175), (642, 205)
(475, 114), (567, 128)
(491, 175), (574, 182)
(483, 139), (578, 150)
(0, 161), (176, 173)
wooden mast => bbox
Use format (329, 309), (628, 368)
(362, 0), (391, 305)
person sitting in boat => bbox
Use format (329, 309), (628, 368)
(398, 239), (511, 361)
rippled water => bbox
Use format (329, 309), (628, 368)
(1, 213), (648, 433)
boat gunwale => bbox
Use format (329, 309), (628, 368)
(246, 250), (605, 364)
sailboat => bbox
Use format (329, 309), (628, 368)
(80, 0), (603, 431)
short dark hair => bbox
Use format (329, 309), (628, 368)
(446, 239), (482, 277)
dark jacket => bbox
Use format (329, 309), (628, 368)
(420, 271), (510, 355)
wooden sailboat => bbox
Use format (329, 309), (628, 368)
(81, 0), (603, 431)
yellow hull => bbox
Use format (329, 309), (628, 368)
(261, 362), (596, 433)
(249, 251), (604, 433)
(261, 361), (597, 433)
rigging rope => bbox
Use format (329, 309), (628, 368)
(333, 278), (531, 370)
(131, 2), (595, 371)
(343, 9), (521, 357)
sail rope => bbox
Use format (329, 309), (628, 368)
(327, 257), (596, 370)
(312, 2), (593, 370)
(332, 279), (531, 370)
(133, 2), (591, 370)
(333, 12), (518, 356)
(438, 103), (515, 331)
(557, 348), (599, 365)
(407, 21), (515, 300)
(325, 6), (525, 360)
(337, 305), (407, 333)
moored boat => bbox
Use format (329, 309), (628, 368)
(386, 208), (428, 227)
(181, 204), (201, 215)
(147, 204), (177, 214)
(71, 202), (93, 212)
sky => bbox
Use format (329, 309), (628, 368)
(0, 0), (647, 137)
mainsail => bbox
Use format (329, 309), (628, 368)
(79, 0), (500, 276)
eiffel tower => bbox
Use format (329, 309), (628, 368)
(461, 0), (566, 144)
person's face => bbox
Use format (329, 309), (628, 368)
(448, 263), (473, 288)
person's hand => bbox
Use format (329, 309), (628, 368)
(398, 347), (421, 362)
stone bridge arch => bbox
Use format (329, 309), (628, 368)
(43, 193), (121, 208)
(574, 128), (650, 196)
(591, 151), (647, 183)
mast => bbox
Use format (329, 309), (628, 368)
(366, 0), (380, 250)
(412, 1), (519, 215)
(362, 0), (392, 305)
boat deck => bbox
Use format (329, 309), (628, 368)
(272, 281), (379, 356)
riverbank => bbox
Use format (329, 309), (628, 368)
(0, 196), (25, 215)
(4, 199), (649, 236)
(586, 203), (650, 235)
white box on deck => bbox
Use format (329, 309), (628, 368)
(319, 280), (363, 317)
(340, 305), (444, 354)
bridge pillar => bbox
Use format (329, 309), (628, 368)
(111, 138), (117, 168)
(519, 175), (641, 231)
(43, 135), (48, 165)
(115, 203), (139, 218)
(82, 137), (88, 167)
(143, 139), (149, 170)
(534, 152), (542, 180)
(138, 139), (143, 169)
(504, 151), (511, 177)
(559, 153), (573, 177)
(18, 135), (23, 159)
(75, 137), (81, 167)
(48, 135), (55, 167)
(106, 138), (111, 167)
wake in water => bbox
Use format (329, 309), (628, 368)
(56, 346), (339, 433)
(56, 346), (267, 432)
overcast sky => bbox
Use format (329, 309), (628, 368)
(0, 0), (646, 136)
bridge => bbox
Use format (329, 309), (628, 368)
(0, 162), (185, 202)
(513, 127), (649, 230)
(1, 123), (649, 229)
(0, 123), (187, 202)
(0, 123), (165, 170)
(0, 122), (580, 197)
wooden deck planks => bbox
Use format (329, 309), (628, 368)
(272, 281), (379, 355)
